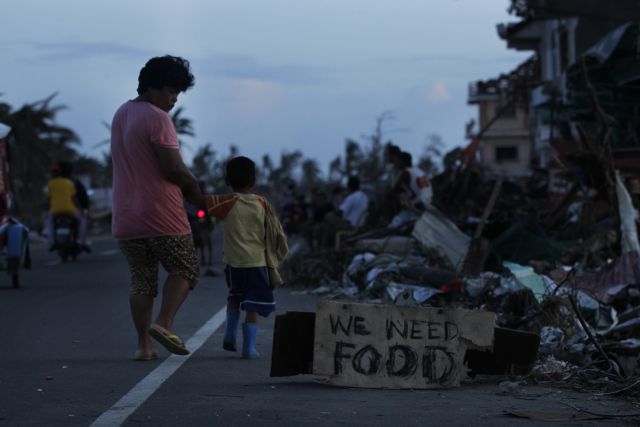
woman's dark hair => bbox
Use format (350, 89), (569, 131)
(225, 156), (256, 190)
(137, 55), (195, 95)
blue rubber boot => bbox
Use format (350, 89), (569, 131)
(223, 308), (239, 352)
(242, 323), (260, 359)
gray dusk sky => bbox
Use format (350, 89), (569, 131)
(1, 0), (529, 173)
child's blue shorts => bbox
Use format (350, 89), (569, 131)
(225, 265), (275, 317)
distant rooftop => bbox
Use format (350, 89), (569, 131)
(468, 56), (540, 104)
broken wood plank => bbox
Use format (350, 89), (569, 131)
(465, 327), (540, 376)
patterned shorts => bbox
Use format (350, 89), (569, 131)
(118, 234), (200, 297)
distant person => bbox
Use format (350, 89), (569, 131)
(58, 161), (91, 252)
(302, 189), (334, 247)
(396, 151), (432, 211)
(111, 55), (200, 361)
(199, 156), (288, 359)
(383, 143), (403, 220)
(292, 194), (309, 230)
(385, 143), (403, 188)
(186, 180), (214, 266)
(337, 176), (369, 228)
(314, 176), (369, 248)
(280, 182), (297, 233)
(310, 190), (334, 223)
(45, 164), (78, 251)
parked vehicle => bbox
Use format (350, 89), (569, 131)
(0, 218), (29, 288)
(0, 123), (30, 287)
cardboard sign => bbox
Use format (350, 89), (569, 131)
(313, 300), (495, 389)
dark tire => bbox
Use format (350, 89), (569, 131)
(11, 273), (20, 288)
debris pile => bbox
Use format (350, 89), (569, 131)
(281, 161), (640, 396)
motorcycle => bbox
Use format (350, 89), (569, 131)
(188, 209), (214, 266)
(52, 214), (81, 262)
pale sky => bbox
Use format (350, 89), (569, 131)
(1, 0), (529, 174)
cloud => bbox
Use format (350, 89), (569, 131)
(197, 53), (332, 85)
(218, 78), (286, 120)
(25, 41), (154, 61)
(427, 80), (451, 102)
(412, 53), (530, 64)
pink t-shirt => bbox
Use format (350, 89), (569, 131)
(111, 101), (190, 239)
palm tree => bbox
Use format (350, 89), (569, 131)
(269, 151), (302, 186)
(344, 138), (362, 179)
(191, 143), (215, 180)
(193, 144), (239, 193)
(259, 154), (274, 186)
(418, 133), (444, 176)
(328, 156), (342, 184)
(358, 112), (396, 184)
(170, 107), (195, 148)
(300, 159), (322, 192)
(0, 94), (80, 227)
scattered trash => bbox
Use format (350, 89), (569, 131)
(530, 355), (578, 381)
(411, 206), (470, 270)
(310, 286), (332, 295)
(539, 327), (564, 355)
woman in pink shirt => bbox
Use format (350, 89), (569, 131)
(111, 55), (201, 361)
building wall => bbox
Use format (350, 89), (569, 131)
(479, 137), (532, 177)
(479, 100), (528, 131)
(476, 99), (531, 177)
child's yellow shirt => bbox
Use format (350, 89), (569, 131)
(205, 193), (266, 268)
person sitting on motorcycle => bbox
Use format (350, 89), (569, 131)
(58, 161), (91, 253)
(46, 164), (79, 251)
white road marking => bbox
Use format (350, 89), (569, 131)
(45, 261), (60, 267)
(89, 305), (227, 427)
(100, 250), (119, 256)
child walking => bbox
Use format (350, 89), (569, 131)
(203, 156), (287, 358)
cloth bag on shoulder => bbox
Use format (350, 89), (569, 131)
(261, 197), (289, 287)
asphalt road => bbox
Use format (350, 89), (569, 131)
(0, 233), (637, 426)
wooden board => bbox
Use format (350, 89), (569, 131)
(270, 311), (316, 377)
(313, 300), (495, 389)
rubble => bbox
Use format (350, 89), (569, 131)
(280, 161), (640, 396)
